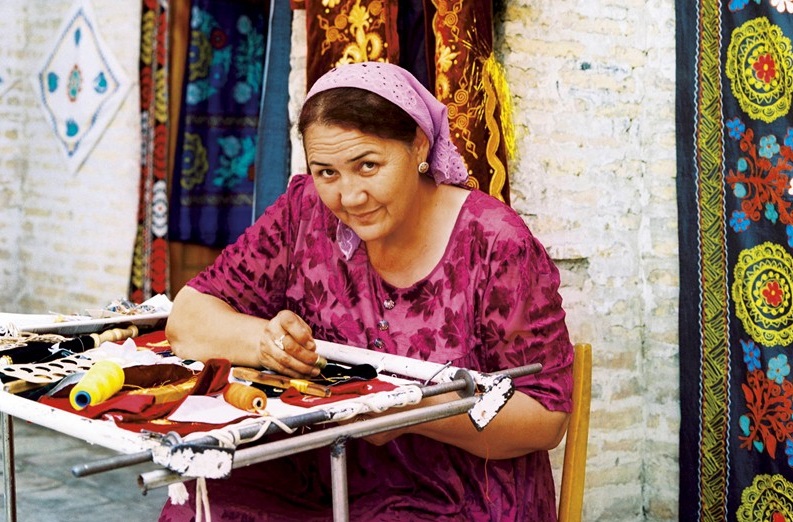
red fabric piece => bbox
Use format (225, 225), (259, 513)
(279, 378), (398, 407)
(38, 358), (237, 435)
(133, 329), (170, 353)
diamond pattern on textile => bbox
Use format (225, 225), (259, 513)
(0, 61), (12, 99)
(31, 0), (131, 173)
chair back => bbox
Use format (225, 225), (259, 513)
(558, 342), (592, 522)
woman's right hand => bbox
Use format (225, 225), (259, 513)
(259, 310), (322, 378)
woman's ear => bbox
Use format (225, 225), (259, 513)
(413, 128), (431, 160)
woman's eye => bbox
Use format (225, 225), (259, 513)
(361, 162), (376, 173)
(315, 169), (335, 178)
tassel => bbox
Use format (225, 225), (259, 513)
(168, 482), (189, 505)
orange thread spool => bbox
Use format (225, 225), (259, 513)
(69, 360), (125, 410)
(224, 383), (267, 412)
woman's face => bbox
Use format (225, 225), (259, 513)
(303, 123), (429, 246)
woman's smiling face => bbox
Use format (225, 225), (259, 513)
(304, 123), (429, 246)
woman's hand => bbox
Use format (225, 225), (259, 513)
(258, 310), (322, 378)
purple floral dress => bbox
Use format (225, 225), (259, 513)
(160, 174), (573, 521)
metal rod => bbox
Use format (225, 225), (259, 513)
(2, 413), (17, 522)
(139, 395), (480, 490)
(330, 439), (349, 522)
(80, 363), (541, 479)
(73, 409), (335, 477)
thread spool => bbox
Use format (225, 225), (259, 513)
(69, 360), (125, 410)
(223, 382), (267, 412)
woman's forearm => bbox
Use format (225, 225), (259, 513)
(165, 286), (268, 368)
(402, 391), (569, 459)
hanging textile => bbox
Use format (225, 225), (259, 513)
(253, 0), (293, 218)
(678, 2), (793, 520)
(424, 1), (513, 204)
(169, 0), (269, 248)
(294, 0), (513, 204)
(31, 0), (132, 174)
(130, 0), (170, 303)
(298, 0), (400, 88)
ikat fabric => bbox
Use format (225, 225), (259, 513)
(129, 0), (170, 303)
(168, 0), (268, 248)
(678, 2), (793, 520)
(294, 0), (513, 205)
(32, 0), (131, 174)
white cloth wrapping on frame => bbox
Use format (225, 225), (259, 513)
(30, 0), (131, 173)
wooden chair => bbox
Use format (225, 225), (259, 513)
(558, 342), (592, 522)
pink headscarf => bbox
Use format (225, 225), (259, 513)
(304, 61), (469, 258)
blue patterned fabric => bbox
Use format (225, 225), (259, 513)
(169, 0), (269, 247)
(253, 0), (291, 219)
(32, 0), (131, 173)
(678, 2), (793, 520)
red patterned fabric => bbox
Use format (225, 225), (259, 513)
(294, 0), (512, 204)
(170, 174), (572, 520)
(279, 378), (397, 406)
(302, 0), (400, 90)
(130, 0), (170, 303)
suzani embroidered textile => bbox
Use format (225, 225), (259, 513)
(0, 61), (11, 99)
(168, 0), (269, 248)
(32, 0), (131, 174)
(130, 0), (170, 303)
(294, 0), (514, 204)
(678, 2), (793, 520)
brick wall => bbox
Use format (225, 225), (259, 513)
(497, 2), (679, 520)
(0, 0), (141, 313)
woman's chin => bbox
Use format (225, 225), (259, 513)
(346, 223), (384, 244)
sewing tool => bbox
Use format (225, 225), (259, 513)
(69, 360), (125, 410)
(223, 382), (267, 412)
(232, 367), (331, 398)
(0, 325), (139, 366)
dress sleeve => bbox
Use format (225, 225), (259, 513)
(480, 223), (574, 413)
(186, 175), (310, 319)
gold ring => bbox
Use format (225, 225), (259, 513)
(274, 334), (286, 351)
(314, 355), (327, 369)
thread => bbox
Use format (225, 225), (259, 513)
(223, 382), (267, 412)
(69, 360), (125, 410)
(289, 379), (311, 394)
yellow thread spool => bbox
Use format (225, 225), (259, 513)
(69, 360), (125, 410)
(224, 382), (267, 412)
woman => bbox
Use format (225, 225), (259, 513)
(161, 62), (573, 521)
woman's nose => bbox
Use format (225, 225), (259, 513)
(338, 176), (366, 207)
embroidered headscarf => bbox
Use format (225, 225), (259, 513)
(304, 61), (469, 258)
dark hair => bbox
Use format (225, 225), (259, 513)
(298, 87), (418, 145)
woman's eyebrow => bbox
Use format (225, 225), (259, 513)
(347, 150), (376, 163)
